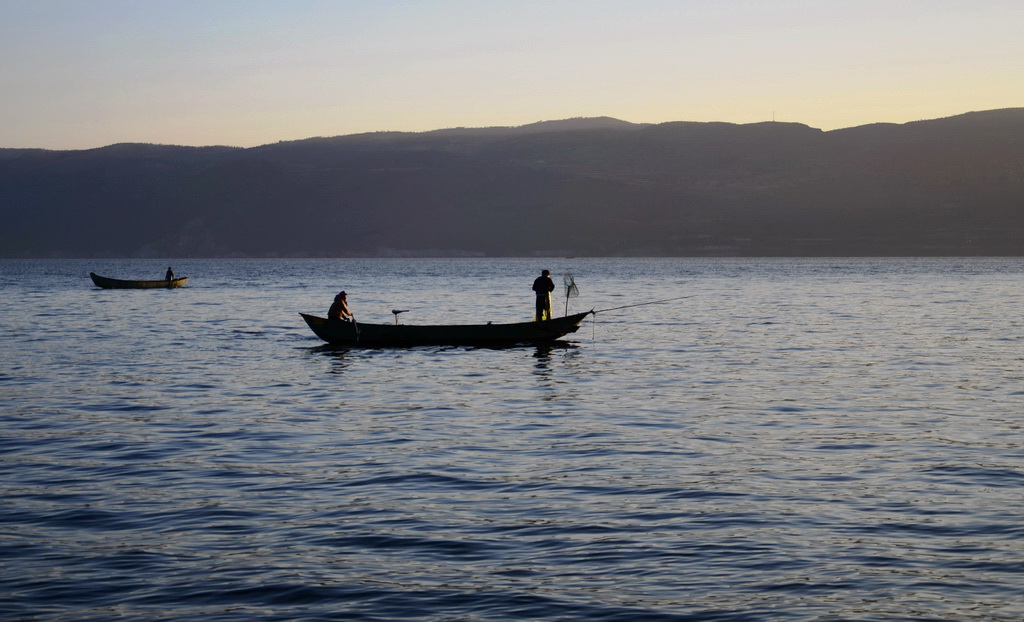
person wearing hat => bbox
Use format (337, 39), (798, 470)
(328, 290), (354, 321)
(531, 269), (555, 321)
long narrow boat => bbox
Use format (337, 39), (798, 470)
(90, 272), (188, 289)
(300, 310), (593, 347)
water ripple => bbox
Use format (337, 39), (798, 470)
(2, 257), (1024, 621)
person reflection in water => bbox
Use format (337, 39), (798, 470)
(532, 269), (555, 321)
(328, 290), (355, 321)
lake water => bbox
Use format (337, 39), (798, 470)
(1, 257), (1022, 621)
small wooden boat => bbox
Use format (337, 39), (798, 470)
(300, 310), (593, 347)
(90, 272), (188, 289)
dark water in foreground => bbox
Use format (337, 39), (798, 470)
(2, 257), (1023, 621)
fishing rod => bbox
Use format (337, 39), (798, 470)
(592, 294), (695, 314)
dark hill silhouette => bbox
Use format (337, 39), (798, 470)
(2, 109), (1022, 257)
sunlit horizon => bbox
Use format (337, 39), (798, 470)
(3, 0), (1022, 150)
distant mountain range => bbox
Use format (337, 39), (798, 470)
(2, 108), (1023, 257)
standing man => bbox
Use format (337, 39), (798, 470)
(532, 269), (555, 321)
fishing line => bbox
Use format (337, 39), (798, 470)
(593, 295), (694, 314)
(574, 295), (693, 339)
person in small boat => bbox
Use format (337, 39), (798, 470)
(328, 290), (355, 321)
(165, 266), (175, 281)
(532, 269), (555, 321)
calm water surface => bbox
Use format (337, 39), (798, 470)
(1, 257), (1022, 621)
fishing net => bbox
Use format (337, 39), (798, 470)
(563, 272), (579, 299)
(563, 272), (579, 315)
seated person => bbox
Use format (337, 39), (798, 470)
(328, 291), (354, 321)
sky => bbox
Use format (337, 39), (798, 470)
(2, 0), (1022, 150)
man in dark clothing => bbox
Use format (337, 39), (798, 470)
(532, 269), (555, 321)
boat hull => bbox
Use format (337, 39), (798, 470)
(301, 311), (592, 347)
(90, 272), (188, 289)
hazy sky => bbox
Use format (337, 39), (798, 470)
(3, 0), (1022, 149)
